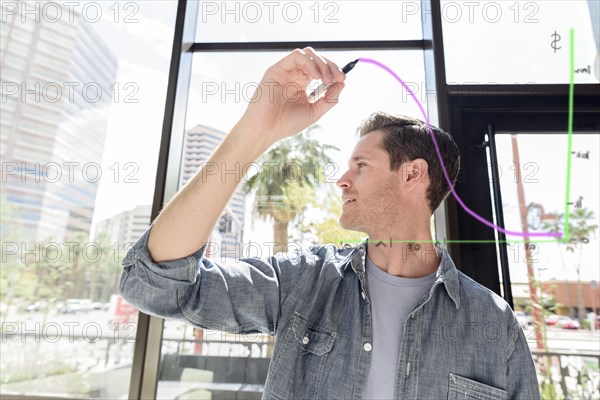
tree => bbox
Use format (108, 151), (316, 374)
(88, 233), (125, 302)
(244, 126), (338, 254)
(0, 197), (39, 325)
(541, 207), (598, 325)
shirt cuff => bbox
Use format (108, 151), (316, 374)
(121, 226), (208, 284)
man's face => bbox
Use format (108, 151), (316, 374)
(336, 130), (404, 234)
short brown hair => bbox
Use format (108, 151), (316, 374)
(357, 112), (461, 213)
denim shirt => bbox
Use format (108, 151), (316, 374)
(119, 227), (541, 400)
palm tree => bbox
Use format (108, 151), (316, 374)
(244, 125), (338, 254)
(542, 207), (598, 325)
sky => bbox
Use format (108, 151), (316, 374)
(81, 0), (599, 283)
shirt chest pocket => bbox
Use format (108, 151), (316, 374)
(448, 373), (507, 400)
(268, 312), (337, 400)
(291, 313), (337, 355)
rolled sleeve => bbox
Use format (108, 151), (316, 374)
(119, 227), (207, 320)
(119, 226), (312, 336)
(121, 228), (206, 285)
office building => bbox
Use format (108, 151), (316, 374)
(94, 204), (152, 246)
(0, 2), (118, 241)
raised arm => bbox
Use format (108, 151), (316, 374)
(147, 48), (346, 262)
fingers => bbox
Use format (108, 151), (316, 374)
(316, 52), (346, 83)
(278, 48), (321, 81)
(302, 47), (341, 84)
(281, 47), (346, 85)
(322, 81), (345, 104)
(314, 81), (345, 117)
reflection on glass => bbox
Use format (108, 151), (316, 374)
(493, 133), (600, 397)
(0, 2), (176, 398)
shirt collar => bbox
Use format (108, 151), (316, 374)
(340, 239), (461, 309)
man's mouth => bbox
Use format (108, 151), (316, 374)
(343, 198), (356, 206)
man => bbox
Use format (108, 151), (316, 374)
(119, 48), (541, 399)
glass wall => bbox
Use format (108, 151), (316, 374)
(0, 1), (177, 398)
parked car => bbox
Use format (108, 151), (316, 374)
(545, 314), (560, 326)
(24, 300), (48, 313)
(556, 316), (580, 330)
(79, 299), (93, 312)
(91, 302), (109, 311)
(57, 299), (103, 313)
(57, 299), (84, 314)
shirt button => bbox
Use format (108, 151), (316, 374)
(361, 291), (366, 299)
(363, 342), (372, 352)
(302, 336), (310, 344)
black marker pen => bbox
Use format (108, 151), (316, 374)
(307, 59), (359, 103)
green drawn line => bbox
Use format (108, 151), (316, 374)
(338, 240), (562, 244)
(563, 27), (575, 243)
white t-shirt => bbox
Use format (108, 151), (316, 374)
(361, 256), (437, 400)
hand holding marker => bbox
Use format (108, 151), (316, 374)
(308, 59), (359, 103)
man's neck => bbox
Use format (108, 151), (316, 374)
(366, 235), (441, 279)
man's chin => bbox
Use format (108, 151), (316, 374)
(339, 215), (348, 229)
(339, 216), (360, 232)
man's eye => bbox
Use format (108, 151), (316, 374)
(357, 163), (366, 168)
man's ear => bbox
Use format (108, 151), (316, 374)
(404, 159), (429, 186)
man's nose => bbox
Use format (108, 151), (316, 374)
(336, 170), (352, 189)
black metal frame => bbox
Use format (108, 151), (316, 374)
(485, 124), (513, 307)
(191, 40), (427, 51)
(445, 88), (600, 304)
